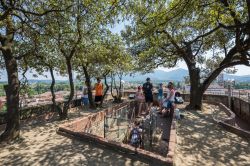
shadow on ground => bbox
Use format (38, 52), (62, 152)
(175, 104), (250, 166)
(0, 107), (149, 166)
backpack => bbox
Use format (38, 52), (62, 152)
(130, 128), (141, 146)
(175, 97), (184, 104)
(143, 82), (153, 95)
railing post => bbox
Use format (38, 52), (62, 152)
(248, 93), (250, 103)
(248, 93), (250, 115)
(228, 84), (231, 108)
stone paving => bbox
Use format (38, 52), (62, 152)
(175, 103), (250, 166)
(1, 102), (249, 166)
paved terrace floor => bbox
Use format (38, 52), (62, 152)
(0, 108), (149, 166)
(1, 103), (250, 166)
(175, 103), (250, 166)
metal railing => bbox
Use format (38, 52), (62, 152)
(182, 90), (250, 103)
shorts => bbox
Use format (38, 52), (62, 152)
(82, 97), (89, 105)
(95, 95), (102, 102)
(145, 94), (153, 103)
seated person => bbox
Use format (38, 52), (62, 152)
(174, 91), (184, 104)
(129, 120), (143, 148)
(160, 82), (175, 117)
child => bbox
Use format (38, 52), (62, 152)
(81, 81), (89, 109)
(129, 120), (143, 148)
(157, 83), (163, 108)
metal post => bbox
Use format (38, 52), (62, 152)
(228, 84), (231, 108)
(104, 116), (106, 138)
(248, 93), (250, 103)
(248, 93), (250, 115)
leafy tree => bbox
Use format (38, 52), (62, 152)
(29, 34), (62, 113)
(74, 32), (132, 106)
(122, 0), (250, 109)
(0, 0), (66, 142)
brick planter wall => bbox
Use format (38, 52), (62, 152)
(57, 100), (175, 165)
(180, 93), (250, 125)
(212, 103), (250, 138)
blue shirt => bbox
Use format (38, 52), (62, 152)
(158, 88), (163, 97)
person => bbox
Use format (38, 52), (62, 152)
(157, 83), (164, 107)
(129, 120), (143, 148)
(143, 77), (153, 114)
(94, 78), (103, 107)
(161, 82), (175, 117)
(135, 86), (145, 116)
(81, 81), (89, 109)
(174, 91), (184, 104)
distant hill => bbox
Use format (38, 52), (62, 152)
(1, 68), (250, 83)
(123, 68), (189, 82)
(224, 74), (250, 82)
(123, 68), (250, 82)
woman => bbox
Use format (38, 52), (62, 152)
(135, 86), (145, 116)
(161, 82), (175, 117)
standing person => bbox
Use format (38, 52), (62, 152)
(143, 77), (153, 114)
(81, 81), (89, 109)
(94, 78), (103, 107)
(135, 86), (145, 116)
(158, 83), (164, 107)
(161, 82), (175, 117)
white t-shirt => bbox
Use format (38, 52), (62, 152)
(166, 89), (175, 102)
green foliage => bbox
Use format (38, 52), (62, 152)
(121, 0), (250, 81)
(234, 82), (250, 89)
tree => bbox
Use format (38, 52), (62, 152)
(74, 32), (132, 106)
(122, 0), (250, 109)
(0, 0), (66, 142)
(29, 34), (62, 114)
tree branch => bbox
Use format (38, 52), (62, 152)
(202, 60), (250, 92)
(13, 5), (72, 17)
(191, 26), (221, 44)
(194, 40), (203, 57)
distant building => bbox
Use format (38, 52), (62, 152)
(184, 83), (226, 95)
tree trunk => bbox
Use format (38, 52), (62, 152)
(49, 67), (56, 112)
(0, 48), (20, 142)
(187, 67), (203, 110)
(61, 57), (74, 119)
(82, 66), (95, 108)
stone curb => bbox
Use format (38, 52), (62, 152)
(212, 103), (250, 138)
